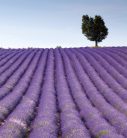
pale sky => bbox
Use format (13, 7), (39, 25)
(0, 0), (127, 48)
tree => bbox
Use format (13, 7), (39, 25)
(82, 15), (108, 47)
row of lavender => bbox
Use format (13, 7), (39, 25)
(0, 47), (127, 137)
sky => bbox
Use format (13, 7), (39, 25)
(0, 0), (127, 48)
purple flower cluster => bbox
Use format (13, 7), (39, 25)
(0, 47), (126, 137)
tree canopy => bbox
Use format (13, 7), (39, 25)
(82, 15), (108, 47)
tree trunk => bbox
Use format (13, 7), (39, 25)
(95, 41), (98, 47)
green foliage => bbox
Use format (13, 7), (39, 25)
(82, 15), (108, 47)
(56, 46), (62, 48)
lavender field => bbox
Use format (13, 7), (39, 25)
(0, 47), (127, 138)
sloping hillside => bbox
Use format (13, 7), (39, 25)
(0, 47), (127, 138)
